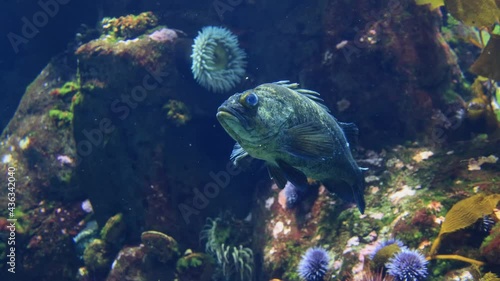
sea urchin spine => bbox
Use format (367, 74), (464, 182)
(297, 247), (330, 281)
(386, 248), (428, 281)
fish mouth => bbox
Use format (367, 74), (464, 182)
(216, 106), (250, 140)
(216, 106), (247, 127)
(216, 106), (236, 119)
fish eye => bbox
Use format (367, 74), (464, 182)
(243, 92), (259, 107)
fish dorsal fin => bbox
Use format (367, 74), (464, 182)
(273, 81), (330, 112)
(296, 89), (331, 113)
(230, 142), (251, 167)
(276, 159), (309, 192)
(283, 121), (334, 159)
(338, 122), (359, 148)
(267, 164), (287, 189)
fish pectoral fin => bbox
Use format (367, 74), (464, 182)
(230, 142), (251, 167)
(338, 122), (359, 148)
(283, 122), (334, 158)
(323, 178), (366, 214)
(276, 159), (309, 191)
(267, 164), (287, 189)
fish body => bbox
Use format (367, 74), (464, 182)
(216, 81), (366, 213)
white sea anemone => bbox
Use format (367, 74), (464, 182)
(191, 26), (247, 93)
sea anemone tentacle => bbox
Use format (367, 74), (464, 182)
(191, 26), (247, 93)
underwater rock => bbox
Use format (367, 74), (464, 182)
(106, 245), (148, 281)
(443, 267), (477, 281)
(101, 12), (159, 40)
(83, 239), (113, 274)
(71, 12), (256, 244)
(106, 244), (176, 281)
(480, 223), (500, 265)
(1, 9), (258, 280)
(0, 55), (87, 280)
(255, 139), (500, 280)
(253, 180), (331, 281)
(21, 203), (86, 281)
(73, 19), (183, 238)
(0, 58), (79, 204)
(141, 230), (180, 263)
(322, 0), (466, 146)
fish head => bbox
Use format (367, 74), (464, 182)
(216, 84), (293, 146)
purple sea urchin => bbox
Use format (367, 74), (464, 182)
(297, 247), (330, 281)
(191, 26), (246, 93)
(386, 249), (428, 281)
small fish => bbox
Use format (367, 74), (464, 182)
(216, 81), (367, 213)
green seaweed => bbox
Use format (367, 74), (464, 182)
(176, 252), (215, 281)
(70, 92), (84, 112)
(415, 0), (444, 10)
(100, 213), (126, 247)
(59, 81), (79, 96)
(49, 109), (74, 124)
(444, 0), (500, 28)
(163, 100), (191, 126)
(50, 81), (80, 97)
(177, 253), (205, 271)
(58, 170), (72, 184)
(83, 239), (113, 273)
(101, 12), (158, 40)
(281, 241), (306, 281)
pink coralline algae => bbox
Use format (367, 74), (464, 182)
(148, 28), (178, 42)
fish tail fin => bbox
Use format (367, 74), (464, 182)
(323, 172), (366, 214)
(353, 176), (366, 214)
